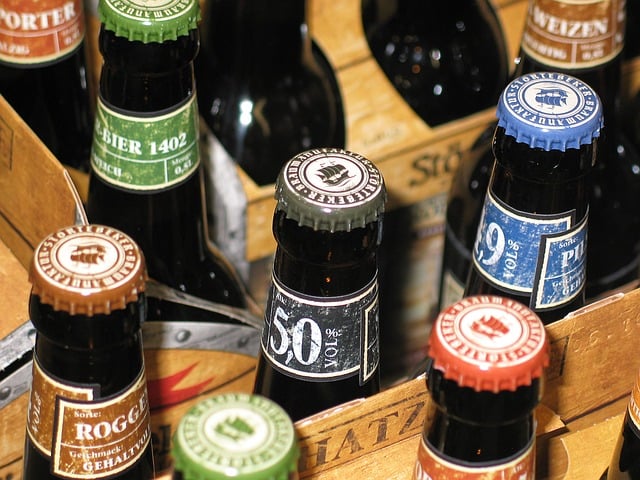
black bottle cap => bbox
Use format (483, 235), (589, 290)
(275, 148), (386, 232)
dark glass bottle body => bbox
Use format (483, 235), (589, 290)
(464, 126), (593, 324)
(195, 0), (345, 186)
(438, 125), (494, 310)
(603, 413), (640, 479)
(362, 0), (509, 126)
(85, 26), (247, 315)
(0, 1), (93, 172)
(513, 1), (640, 299)
(253, 209), (381, 421)
(23, 295), (154, 479)
(418, 362), (539, 475)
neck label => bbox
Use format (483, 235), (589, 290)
(521, 0), (624, 69)
(0, 0), (85, 65)
(260, 274), (379, 384)
(91, 96), (200, 191)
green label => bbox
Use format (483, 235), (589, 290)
(91, 96), (200, 191)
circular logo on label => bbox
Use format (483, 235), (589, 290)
(35, 225), (141, 294)
(284, 149), (383, 209)
(503, 73), (598, 130)
(104, 0), (191, 21)
(436, 297), (546, 369)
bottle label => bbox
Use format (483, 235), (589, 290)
(0, 0), (85, 65)
(472, 189), (587, 310)
(521, 0), (624, 69)
(413, 435), (535, 480)
(27, 357), (151, 479)
(260, 274), (379, 384)
(627, 368), (640, 430)
(91, 96), (200, 191)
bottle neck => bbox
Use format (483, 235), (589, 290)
(424, 366), (540, 462)
(272, 210), (381, 297)
(201, 0), (311, 71)
(29, 295), (146, 393)
(516, 0), (625, 124)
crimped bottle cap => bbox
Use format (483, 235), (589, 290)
(497, 71), (603, 151)
(29, 224), (147, 316)
(428, 295), (549, 392)
(275, 148), (386, 232)
(173, 393), (299, 480)
(99, 0), (201, 43)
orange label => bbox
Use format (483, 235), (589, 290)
(413, 436), (535, 479)
(628, 368), (640, 429)
(521, 0), (624, 69)
(27, 357), (152, 479)
(0, 0), (85, 65)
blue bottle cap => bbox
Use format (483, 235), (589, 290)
(496, 72), (603, 151)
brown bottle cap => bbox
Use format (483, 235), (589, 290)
(428, 295), (549, 392)
(29, 225), (147, 316)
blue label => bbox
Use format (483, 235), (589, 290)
(472, 189), (586, 309)
(533, 213), (587, 309)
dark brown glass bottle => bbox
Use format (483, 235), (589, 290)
(362, 0), (509, 126)
(464, 72), (602, 324)
(514, 0), (640, 299)
(195, 0), (346, 283)
(253, 148), (386, 421)
(22, 224), (154, 479)
(438, 124), (494, 310)
(0, 0), (94, 172)
(601, 369), (640, 479)
(413, 295), (549, 479)
(85, 0), (247, 315)
(196, 0), (345, 186)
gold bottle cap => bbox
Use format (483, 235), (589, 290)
(29, 224), (147, 316)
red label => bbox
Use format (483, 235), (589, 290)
(413, 436), (535, 480)
(0, 0), (85, 65)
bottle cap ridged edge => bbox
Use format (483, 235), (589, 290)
(29, 224), (147, 316)
(428, 295), (550, 392)
(497, 71), (603, 151)
(173, 393), (299, 480)
(99, 0), (201, 43)
(275, 148), (386, 232)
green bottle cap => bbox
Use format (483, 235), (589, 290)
(275, 148), (387, 232)
(99, 0), (201, 43)
(173, 393), (299, 480)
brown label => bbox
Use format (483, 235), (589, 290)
(52, 370), (151, 478)
(628, 368), (640, 429)
(27, 357), (151, 479)
(27, 358), (96, 456)
(413, 435), (535, 479)
(521, 0), (624, 69)
(0, 0), (85, 65)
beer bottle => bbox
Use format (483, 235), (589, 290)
(464, 72), (603, 324)
(413, 295), (549, 480)
(514, 0), (640, 299)
(601, 369), (640, 479)
(253, 148), (386, 421)
(362, 0), (510, 126)
(84, 0), (260, 471)
(172, 393), (299, 479)
(0, 0), (94, 172)
(195, 0), (346, 284)
(22, 224), (154, 479)
(438, 124), (495, 310)
(439, 0), (640, 309)
(85, 0), (248, 316)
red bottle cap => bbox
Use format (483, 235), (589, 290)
(428, 295), (549, 392)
